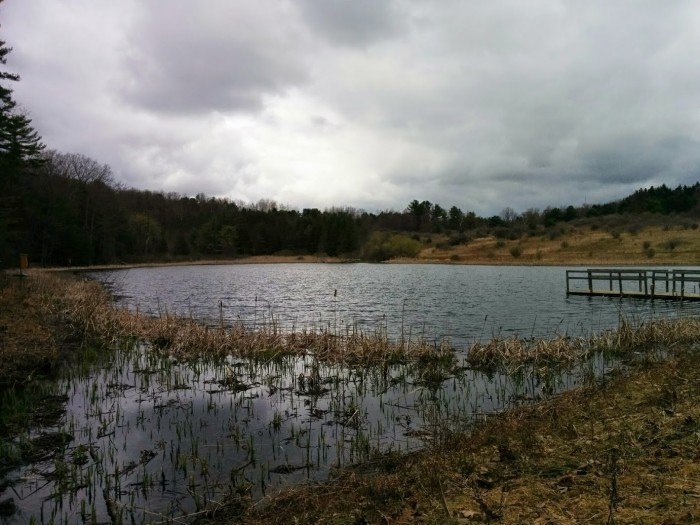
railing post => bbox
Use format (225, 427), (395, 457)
(681, 271), (685, 301)
(566, 270), (570, 294)
(643, 270), (648, 296)
(618, 271), (622, 296)
(587, 270), (592, 293)
(650, 271), (656, 298)
(673, 270), (677, 295)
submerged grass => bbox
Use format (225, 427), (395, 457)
(2, 269), (700, 524)
(210, 344), (700, 525)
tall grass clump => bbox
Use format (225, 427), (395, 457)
(468, 316), (700, 371)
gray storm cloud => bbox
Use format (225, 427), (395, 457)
(2, 0), (699, 214)
(122, 1), (310, 114)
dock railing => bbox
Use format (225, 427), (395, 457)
(566, 268), (700, 300)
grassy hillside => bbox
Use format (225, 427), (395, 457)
(411, 224), (700, 265)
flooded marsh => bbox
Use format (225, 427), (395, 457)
(2, 338), (616, 524)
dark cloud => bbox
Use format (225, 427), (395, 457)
(580, 135), (700, 185)
(296, 0), (404, 46)
(122, 1), (309, 114)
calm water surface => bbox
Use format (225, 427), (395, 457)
(93, 263), (700, 347)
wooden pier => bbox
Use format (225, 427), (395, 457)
(566, 268), (700, 301)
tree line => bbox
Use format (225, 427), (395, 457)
(3, 144), (697, 267)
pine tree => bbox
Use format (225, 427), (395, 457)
(0, 14), (44, 174)
(0, 8), (45, 267)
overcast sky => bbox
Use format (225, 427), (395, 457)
(2, 1), (700, 215)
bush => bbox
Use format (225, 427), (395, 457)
(560, 241), (569, 249)
(642, 241), (651, 250)
(361, 232), (423, 261)
(659, 238), (683, 251)
(508, 230), (522, 241)
(509, 245), (523, 258)
(644, 247), (655, 258)
(448, 233), (468, 246)
(494, 227), (510, 239)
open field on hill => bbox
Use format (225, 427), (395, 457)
(410, 224), (700, 266)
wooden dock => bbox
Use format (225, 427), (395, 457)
(566, 268), (700, 301)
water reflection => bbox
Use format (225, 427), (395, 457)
(3, 341), (613, 524)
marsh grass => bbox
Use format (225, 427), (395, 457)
(231, 345), (700, 525)
(468, 316), (700, 371)
(13, 271), (454, 368)
(3, 270), (700, 524)
(8, 271), (698, 374)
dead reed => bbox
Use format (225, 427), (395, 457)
(468, 315), (700, 370)
(13, 271), (698, 371)
(231, 345), (700, 525)
(20, 271), (453, 366)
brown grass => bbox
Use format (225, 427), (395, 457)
(5, 271), (697, 381)
(403, 225), (700, 265)
(1, 271), (452, 375)
(467, 316), (700, 370)
(0, 273), (64, 387)
(4, 270), (700, 523)
(215, 346), (700, 525)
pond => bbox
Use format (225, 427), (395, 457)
(92, 263), (700, 348)
(2, 263), (698, 524)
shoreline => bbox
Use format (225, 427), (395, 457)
(36, 256), (700, 273)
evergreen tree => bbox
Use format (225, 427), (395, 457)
(0, 17), (44, 173)
(0, 11), (45, 266)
